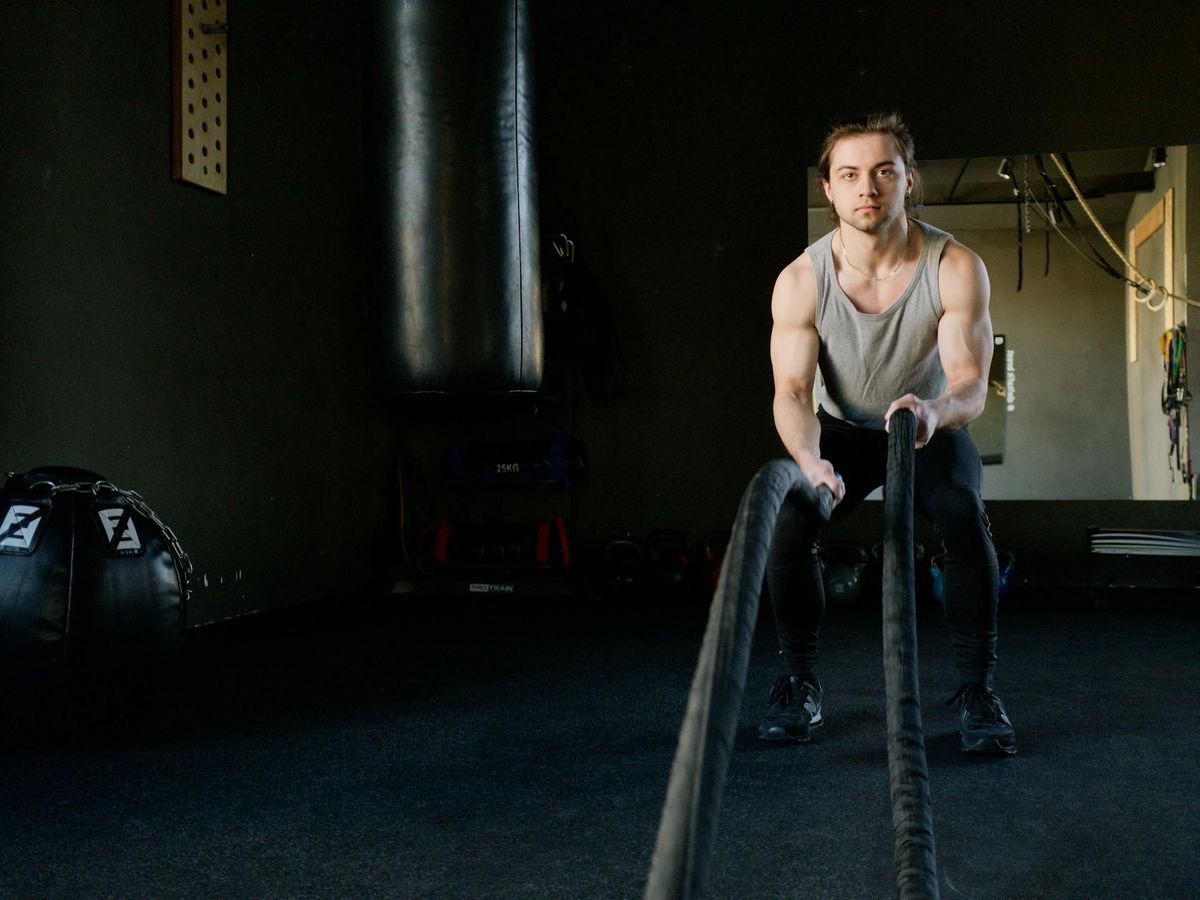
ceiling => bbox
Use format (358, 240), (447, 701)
(807, 146), (1160, 234)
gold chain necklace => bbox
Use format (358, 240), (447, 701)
(838, 226), (911, 282)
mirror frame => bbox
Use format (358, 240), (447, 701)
(1126, 187), (1175, 363)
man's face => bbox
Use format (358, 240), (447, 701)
(822, 132), (914, 234)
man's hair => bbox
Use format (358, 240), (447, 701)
(816, 111), (920, 219)
(817, 111), (916, 181)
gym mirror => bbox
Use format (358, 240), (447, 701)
(808, 147), (1196, 501)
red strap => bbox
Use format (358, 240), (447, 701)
(556, 516), (571, 567)
(434, 522), (451, 564)
(536, 521), (550, 564)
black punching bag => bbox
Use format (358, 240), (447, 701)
(362, 0), (543, 394)
(0, 468), (188, 695)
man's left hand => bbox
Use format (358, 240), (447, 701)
(884, 394), (938, 448)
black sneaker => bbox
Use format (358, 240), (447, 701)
(758, 675), (823, 742)
(947, 682), (1017, 755)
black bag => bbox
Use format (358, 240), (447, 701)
(0, 467), (191, 682)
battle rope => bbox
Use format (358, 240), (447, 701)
(645, 408), (938, 897)
(882, 409), (939, 898)
(644, 460), (832, 899)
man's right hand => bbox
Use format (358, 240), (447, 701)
(799, 457), (845, 507)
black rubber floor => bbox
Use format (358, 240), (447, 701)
(2, 587), (1197, 898)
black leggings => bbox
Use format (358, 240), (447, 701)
(767, 409), (999, 686)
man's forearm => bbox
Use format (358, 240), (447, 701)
(928, 376), (988, 431)
(773, 393), (823, 466)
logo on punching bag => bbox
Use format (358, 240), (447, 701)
(96, 507), (143, 555)
(0, 504), (46, 555)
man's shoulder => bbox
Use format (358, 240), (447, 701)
(775, 250), (817, 296)
(780, 228), (839, 283)
(780, 248), (815, 278)
(937, 238), (987, 279)
(772, 251), (819, 322)
(935, 236), (990, 310)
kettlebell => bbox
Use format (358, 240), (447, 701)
(930, 550), (1015, 604)
(643, 529), (690, 593)
(604, 535), (642, 588)
(818, 541), (868, 603)
(698, 530), (731, 594)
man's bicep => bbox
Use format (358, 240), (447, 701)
(938, 304), (991, 383)
(770, 264), (820, 394)
(938, 248), (993, 383)
(771, 320), (820, 394)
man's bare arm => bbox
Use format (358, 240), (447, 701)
(771, 255), (845, 501)
(884, 241), (993, 445)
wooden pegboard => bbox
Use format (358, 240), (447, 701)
(172, 0), (227, 194)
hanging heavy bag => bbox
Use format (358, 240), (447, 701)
(0, 467), (192, 684)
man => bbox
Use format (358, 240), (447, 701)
(760, 112), (1016, 754)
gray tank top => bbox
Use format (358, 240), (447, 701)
(811, 219), (952, 430)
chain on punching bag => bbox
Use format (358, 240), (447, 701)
(361, 0), (542, 394)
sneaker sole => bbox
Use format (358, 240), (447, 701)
(758, 718), (823, 743)
(962, 735), (1017, 755)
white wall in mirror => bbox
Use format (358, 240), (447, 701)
(805, 147), (1196, 500)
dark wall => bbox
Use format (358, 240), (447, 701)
(0, 2), (396, 625)
(2, 3), (1197, 626)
